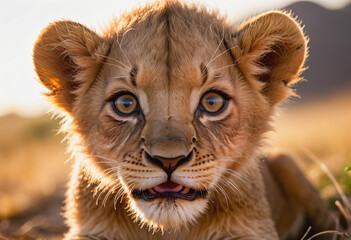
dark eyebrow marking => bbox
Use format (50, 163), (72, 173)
(200, 63), (208, 85)
(130, 67), (138, 86)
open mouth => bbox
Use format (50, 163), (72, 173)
(132, 181), (207, 201)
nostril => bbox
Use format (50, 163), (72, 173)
(144, 150), (194, 176)
(192, 137), (197, 143)
(141, 137), (146, 144)
(177, 150), (193, 167)
(144, 151), (164, 170)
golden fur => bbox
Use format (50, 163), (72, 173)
(33, 1), (335, 239)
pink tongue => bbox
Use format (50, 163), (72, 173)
(153, 181), (183, 193)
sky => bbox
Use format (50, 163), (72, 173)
(1, 0), (350, 117)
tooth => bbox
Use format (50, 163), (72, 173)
(180, 187), (190, 194)
(148, 188), (156, 195)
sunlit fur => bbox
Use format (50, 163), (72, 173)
(31, 1), (336, 239)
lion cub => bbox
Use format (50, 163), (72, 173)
(33, 1), (335, 239)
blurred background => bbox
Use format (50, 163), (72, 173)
(0, 0), (350, 239)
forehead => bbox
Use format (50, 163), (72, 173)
(106, 3), (231, 85)
(101, 3), (236, 118)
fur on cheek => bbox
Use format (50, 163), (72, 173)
(126, 196), (209, 232)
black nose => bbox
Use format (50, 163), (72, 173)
(145, 150), (193, 177)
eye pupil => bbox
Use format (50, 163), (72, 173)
(206, 97), (217, 105)
(120, 98), (133, 108)
(200, 92), (226, 114)
(113, 94), (138, 115)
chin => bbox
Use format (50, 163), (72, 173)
(131, 197), (209, 230)
(124, 180), (209, 230)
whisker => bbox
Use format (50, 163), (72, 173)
(205, 25), (225, 69)
(116, 36), (133, 67)
(213, 63), (237, 72)
(103, 185), (117, 207)
(111, 76), (130, 79)
(114, 186), (126, 208)
(220, 175), (244, 202)
(201, 176), (229, 208)
(211, 171), (245, 202)
(213, 185), (229, 208)
(91, 155), (123, 163)
(214, 159), (239, 163)
(212, 153), (243, 162)
(95, 53), (131, 70)
(207, 45), (242, 69)
(205, 48), (230, 67)
(213, 157), (239, 162)
(96, 185), (108, 205)
(222, 171), (250, 192)
(103, 61), (127, 71)
(103, 167), (118, 175)
(214, 172), (244, 201)
(126, 182), (136, 195)
(214, 182), (230, 208)
(95, 161), (120, 165)
(95, 172), (120, 206)
(214, 166), (251, 189)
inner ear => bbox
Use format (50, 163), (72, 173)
(33, 21), (109, 113)
(46, 45), (80, 94)
(257, 45), (282, 83)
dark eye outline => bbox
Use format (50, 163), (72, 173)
(110, 92), (140, 117)
(199, 90), (229, 115)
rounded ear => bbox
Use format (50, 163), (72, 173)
(33, 21), (110, 112)
(228, 11), (308, 105)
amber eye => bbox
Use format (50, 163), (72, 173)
(112, 93), (138, 116)
(200, 91), (227, 114)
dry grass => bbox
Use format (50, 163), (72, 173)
(0, 114), (69, 239)
(268, 91), (351, 199)
(298, 149), (351, 239)
(0, 114), (69, 219)
(269, 91), (351, 239)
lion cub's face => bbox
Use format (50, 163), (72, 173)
(33, 1), (306, 231)
(86, 23), (244, 228)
